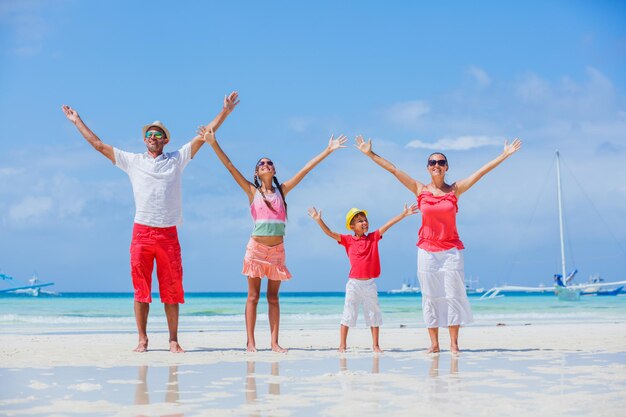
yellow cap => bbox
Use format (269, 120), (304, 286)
(345, 207), (368, 230)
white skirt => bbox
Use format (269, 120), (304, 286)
(341, 279), (383, 328)
(417, 248), (473, 328)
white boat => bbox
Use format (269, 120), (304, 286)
(481, 151), (626, 301)
(465, 276), (485, 295)
(388, 280), (420, 294)
(0, 272), (56, 296)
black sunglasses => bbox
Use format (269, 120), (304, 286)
(428, 159), (447, 167)
(257, 160), (274, 167)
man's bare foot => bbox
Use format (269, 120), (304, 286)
(246, 344), (258, 353)
(271, 344), (288, 353)
(338, 346), (347, 353)
(133, 339), (148, 353)
(373, 345), (383, 353)
(169, 341), (185, 353)
(427, 345), (440, 354)
(450, 344), (461, 355)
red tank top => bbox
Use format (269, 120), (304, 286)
(417, 191), (465, 252)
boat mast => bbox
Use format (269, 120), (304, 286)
(556, 151), (567, 280)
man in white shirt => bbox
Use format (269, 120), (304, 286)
(62, 92), (239, 353)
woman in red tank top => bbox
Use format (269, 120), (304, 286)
(356, 135), (521, 354)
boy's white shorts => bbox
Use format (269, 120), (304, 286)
(341, 278), (383, 328)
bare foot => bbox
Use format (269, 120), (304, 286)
(338, 346), (347, 353)
(450, 344), (461, 355)
(169, 341), (185, 353)
(271, 344), (288, 353)
(246, 344), (258, 353)
(373, 345), (383, 353)
(133, 339), (148, 353)
(427, 345), (440, 354)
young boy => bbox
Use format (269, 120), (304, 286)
(308, 204), (418, 352)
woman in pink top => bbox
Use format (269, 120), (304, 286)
(356, 135), (521, 354)
(200, 125), (347, 353)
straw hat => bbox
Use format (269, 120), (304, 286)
(142, 120), (171, 140)
(345, 207), (368, 230)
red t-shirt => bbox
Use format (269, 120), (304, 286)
(338, 230), (382, 279)
(417, 191), (465, 251)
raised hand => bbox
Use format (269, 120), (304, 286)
(307, 207), (322, 221)
(224, 91), (240, 113)
(61, 105), (80, 124)
(503, 138), (522, 157)
(327, 134), (348, 152)
(402, 203), (419, 217)
(354, 135), (372, 154)
(197, 125), (216, 145)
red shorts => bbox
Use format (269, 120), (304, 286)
(130, 223), (184, 304)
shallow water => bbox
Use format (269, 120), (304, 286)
(1, 292), (626, 335)
(2, 351), (625, 417)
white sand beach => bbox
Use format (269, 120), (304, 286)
(1, 323), (626, 416)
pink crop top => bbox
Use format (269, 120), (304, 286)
(250, 189), (286, 236)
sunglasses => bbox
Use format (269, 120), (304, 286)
(428, 159), (447, 167)
(145, 131), (164, 139)
(257, 160), (274, 167)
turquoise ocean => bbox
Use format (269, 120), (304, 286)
(1, 292), (625, 335)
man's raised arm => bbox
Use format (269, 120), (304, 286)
(62, 105), (115, 163)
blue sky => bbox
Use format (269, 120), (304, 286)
(1, 0), (625, 292)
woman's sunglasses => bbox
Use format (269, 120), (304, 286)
(145, 131), (164, 139)
(257, 160), (274, 167)
(428, 159), (447, 167)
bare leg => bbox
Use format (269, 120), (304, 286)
(339, 356), (347, 372)
(246, 277), (261, 352)
(429, 353), (440, 377)
(448, 325), (460, 354)
(372, 355), (380, 374)
(371, 326), (383, 353)
(427, 327), (440, 353)
(267, 279), (287, 353)
(339, 325), (349, 352)
(134, 365), (150, 406)
(163, 366), (183, 417)
(269, 362), (280, 395)
(164, 303), (184, 353)
(133, 301), (150, 352)
(245, 361), (258, 414)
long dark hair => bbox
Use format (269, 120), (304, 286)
(253, 159), (288, 216)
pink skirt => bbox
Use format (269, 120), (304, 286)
(242, 238), (292, 281)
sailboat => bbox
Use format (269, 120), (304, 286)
(481, 151), (626, 301)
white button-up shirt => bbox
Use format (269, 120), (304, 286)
(114, 143), (192, 227)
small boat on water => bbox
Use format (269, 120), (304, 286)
(581, 274), (624, 296)
(0, 272), (56, 296)
(465, 276), (485, 295)
(388, 279), (420, 294)
(388, 277), (484, 295)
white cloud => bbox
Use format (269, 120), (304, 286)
(406, 135), (503, 151)
(8, 196), (53, 223)
(0, 167), (23, 177)
(383, 100), (430, 127)
(467, 65), (491, 87)
(514, 73), (551, 102)
(0, 0), (52, 57)
(286, 117), (314, 133)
